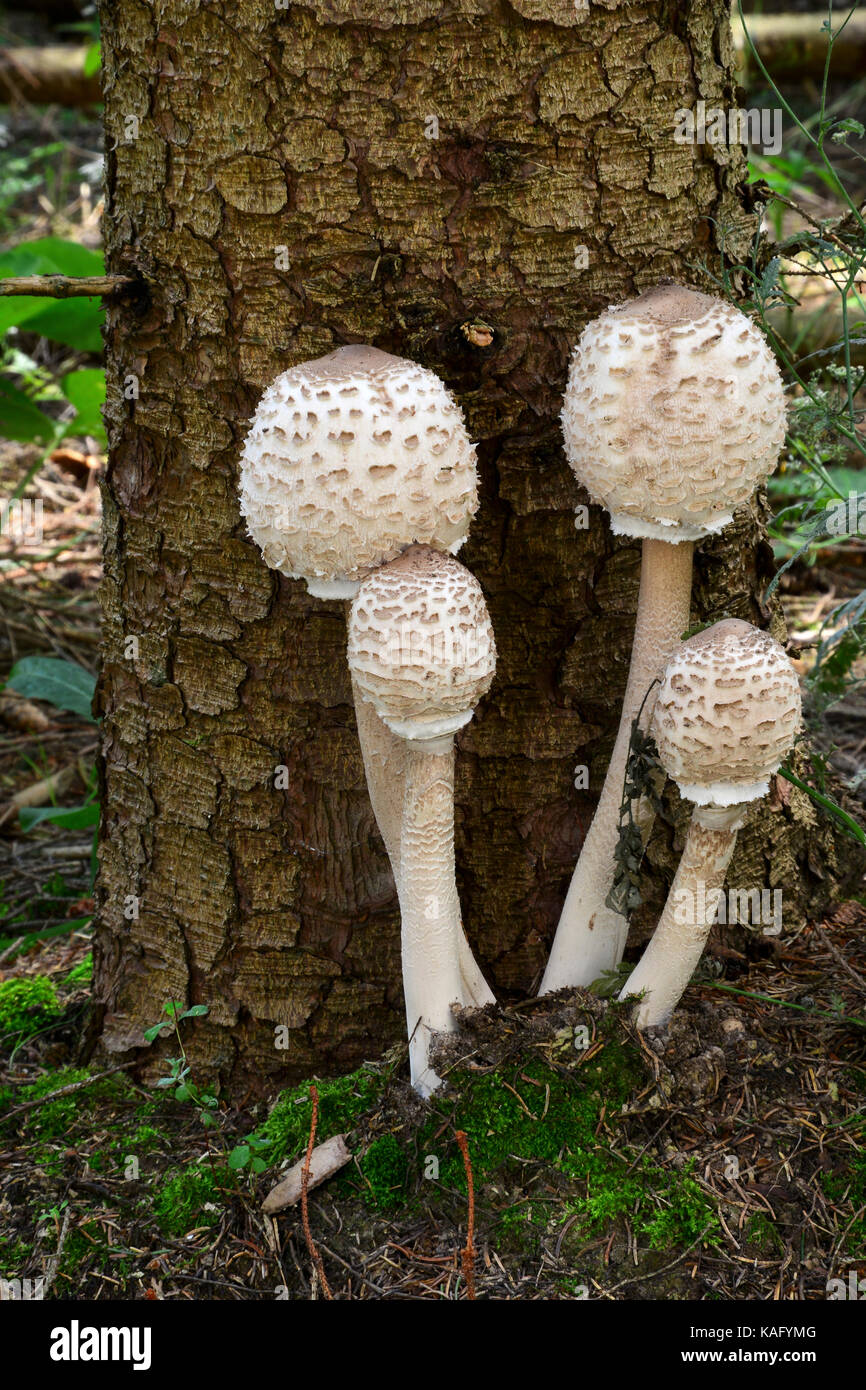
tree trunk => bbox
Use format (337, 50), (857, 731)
(90, 0), (845, 1091)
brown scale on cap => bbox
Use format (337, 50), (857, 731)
(239, 347), (478, 591)
(608, 281), (718, 329)
(347, 545), (496, 741)
(650, 618), (802, 805)
(561, 283), (787, 542)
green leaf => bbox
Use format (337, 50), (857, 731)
(251, 1157), (267, 1174)
(831, 118), (865, 143)
(143, 1024), (169, 1044)
(174, 1084), (191, 1101)
(180, 1004), (209, 1019)
(83, 43), (102, 78)
(0, 237), (104, 279)
(6, 656), (96, 720)
(228, 1145), (250, 1169)
(24, 299), (105, 355)
(0, 239), (105, 350)
(61, 368), (106, 444)
(0, 378), (58, 443)
(19, 803), (99, 832)
(760, 255), (781, 300)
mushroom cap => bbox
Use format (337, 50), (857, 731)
(561, 283), (787, 542)
(650, 618), (801, 806)
(347, 545), (496, 742)
(239, 346), (478, 597)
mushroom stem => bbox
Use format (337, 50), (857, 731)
(618, 802), (746, 1027)
(540, 537), (693, 993)
(352, 680), (494, 1009)
(352, 676), (406, 880)
(398, 736), (467, 1097)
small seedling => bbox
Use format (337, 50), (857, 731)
(227, 1136), (270, 1175)
(143, 1001), (218, 1126)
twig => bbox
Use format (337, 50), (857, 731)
(300, 1085), (333, 1300)
(0, 1063), (137, 1120)
(41, 1205), (71, 1299)
(454, 1129), (476, 1300)
(315, 1242), (390, 1298)
(598, 1222), (716, 1295)
(0, 275), (136, 299)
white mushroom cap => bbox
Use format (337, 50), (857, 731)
(650, 619), (801, 806)
(561, 283), (787, 542)
(239, 346), (478, 597)
(347, 545), (496, 742)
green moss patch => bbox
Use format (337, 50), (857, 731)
(0, 975), (61, 1041)
(153, 1165), (223, 1236)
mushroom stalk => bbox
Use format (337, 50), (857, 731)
(398, 736), (467, 1097)
(352, 678), (493, 1007)
(543, 283), (787, 995)
(347, 545), (497, 1095)
(618, 802), (745, 1028)
(618, 619), (801, 1030)
(540, 537), (693, 992)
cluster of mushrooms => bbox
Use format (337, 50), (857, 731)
(238, 283), (801, 1097)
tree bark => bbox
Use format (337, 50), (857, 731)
(90, 0), (846, 1091)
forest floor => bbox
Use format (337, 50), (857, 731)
(1, 7), (866, 1300)
(0, 920), (864, 1299)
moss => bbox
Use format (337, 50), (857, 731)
(63, 954), (93, 987)
(409, 1054), (718, 1251)
(255, 1064), (385, 1164)
(355, 1133), (410, 1210)
(0, 976), (61, 1041)
(420, 1041), (640, 1194)
(127, 1123), (163, 1152)
(58, 1221), (107, 1280)
(638, 1167), (717, 1249)
(240, 1026), (719, 1254)
(821, 1127), (866, 1254)
(0, 1066), (127, 1140)
(745, 1211), (783, 1251)
(153, 1164), (223, 1236)
(0, 1237), (34, 1277)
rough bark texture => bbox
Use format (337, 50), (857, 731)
(91, 0), (845, 1091)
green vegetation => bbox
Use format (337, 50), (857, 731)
(153, 1165), (222, 1237)
(745, 1211), (783, 1251)
(0, 975), (61, 1041)
(0, 1065), (125, 1140)
(0, 1237), (35, 1277)
(821, 1129), (866, 1255)
(255, 1064), (384, 1164)
(143, 1001), (218, 1126)
(242, 1032), (720, 1245)
(63, 953), (93, 986)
